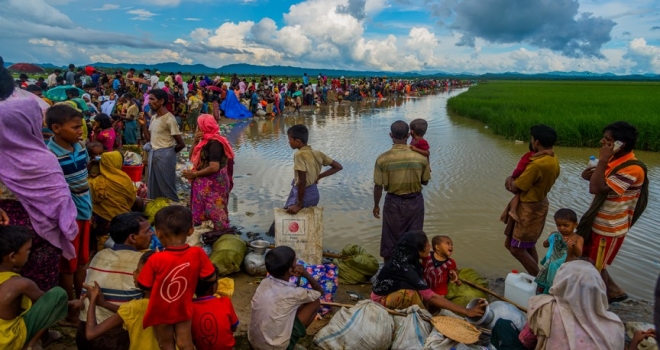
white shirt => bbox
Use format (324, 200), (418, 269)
(150, 75), (160, 88)
(47, 73), (58, 87)
(248, 276), (321, 350)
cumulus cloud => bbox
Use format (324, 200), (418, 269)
(336, 0), (367, 20)
(128, 9), (158, 21)
(90, 49), (193, 65)
(428, 0), (616, 58)
(92, 4), (120, 11)
(623, 38), (660, 73)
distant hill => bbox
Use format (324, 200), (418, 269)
(3, 61), (659, 80)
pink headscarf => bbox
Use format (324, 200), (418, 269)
(191, 114), (235, 170)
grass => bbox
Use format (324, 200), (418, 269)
(447, 80), (660, 151)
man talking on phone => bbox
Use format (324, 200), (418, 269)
(578, 121), (649, 303)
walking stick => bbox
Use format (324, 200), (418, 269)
(459, 279), (527, 313)
(595, 238), (607, 272)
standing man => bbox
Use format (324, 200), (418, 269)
(150, 71), (160, 90)
(578, 121), (648, 302)
(140, 89), (185, 202)
(373, 120), (431, 260)
(504, 124), (559, 276)
(65, 64), (75, 85)
(48, 69), (61, 87)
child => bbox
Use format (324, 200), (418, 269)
(137, 206), (217, 350)
(46, 104), (93, 323)
(87, 141), (104, 159)
(422, 235), (460, 297)
(84, 251), (159, 350)
(535, 208), (584, 294)
(283, 124), (343, 215)
(248, 246), (324, 350)
(191, 266), (239, 350)
(501, 142), (554, 222)
(410, 118), (430, 159)
(294, 93), (302, 115)
(186, 91), (201, 133)
(0, 226), (73, 350)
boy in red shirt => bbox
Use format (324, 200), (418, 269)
(422, 235), (460, 296)
(191, 266), (239, 350)
(137, 206), (217, 350)
(410, 118), (430, 159)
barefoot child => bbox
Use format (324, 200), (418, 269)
(137, 206), (217, 350)
(535, 208), (583, 294)
(249, 246), (324, 350)
(501, 143), (554, 222)
(191, 266), (239, 350)
(84, 251), (158, 350)
(410, 118), (430, 159)
(422, 235), (460, 297)
(0, 226), (73, 350)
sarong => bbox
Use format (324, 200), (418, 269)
(284, 181), (320, 208)
(191, 167), (231, 230)
(147, 146), (179, 202)
(0, 199), (61, 291)
(381, 192), (424, 259)
(505, 198), (549, 248)
(378, 289), (424, 310)
(123, 119), (138, 145)
(24, 287), (68, 341)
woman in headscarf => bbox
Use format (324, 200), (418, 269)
(92, 113), (116, 151)
(88, 151), (136, 250)
(82, 93), (99, 115)
(0, 57), (78, 291)
(119, 93), (139, 145)
(182, 114), (234, 230)
(371, 231), (486, 317)
(100, 91), (117, 115)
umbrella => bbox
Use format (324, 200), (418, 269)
(129, 77), (149, 85)
(206, 85), (223, 93)
(44, 85), (86, 102)
(293, 90), (302, 97)
(8, 63), (45, 73)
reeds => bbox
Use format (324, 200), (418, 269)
(447, 81), (660, 151)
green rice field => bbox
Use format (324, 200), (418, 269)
(447, 80), (660, 151)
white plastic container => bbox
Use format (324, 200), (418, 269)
(504, 270), (537, 309)
(587, 155), (598, 168)
(274, 207), (324, 265)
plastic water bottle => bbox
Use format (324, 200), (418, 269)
(229, 192), (238, 213)
(587, 155), (598, 168)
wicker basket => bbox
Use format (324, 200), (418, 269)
(430, 315), (480, 344)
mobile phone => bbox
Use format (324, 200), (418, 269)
(613, 141), (623, 152)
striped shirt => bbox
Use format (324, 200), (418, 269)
(593, 152), (645, 237)
(80, 246), (144, 323)
(374, 144), (430, 195)
(47, 139), (92, 220)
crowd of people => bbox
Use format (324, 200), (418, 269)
(0, 54), (656, 350)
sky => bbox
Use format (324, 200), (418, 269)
(2, 0), (660, 74)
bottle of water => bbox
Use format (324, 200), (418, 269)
(587, 155), (598, 168)
(229, 192), (238, 213)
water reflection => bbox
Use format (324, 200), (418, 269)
(228, 89), (660, 300)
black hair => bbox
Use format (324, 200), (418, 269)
(66, 88), (80, 97)
(195, 265), (220, 296)
(554, 208), (578, 223)
(0, 226), (33, 258)
(19, 73), (28, 80)
(404, 230), (430, 252)
(0, 56), (15, 100)
(265, 246), (296, 279)
(122, 93), (134, 100)
(109, 212), (149, 244)
(68, 64), (75, 69)
(154, 205), (193, 237)
(139, 250), (155, 266)
(54, 69), (61, 74)
(149, 88), (169, 104)
(431, 235), (451, 248)
(530, 124), (557, 148)
(287, 124), (309, 144)
(46, 104), (84, 129)
(390, 120), (410, 140)
(26, 85), (42, 92)
(94, 113), (113, 130)
(410, 119), (428, 137)
(603, 121), (638, 153)
(56, 76), (64, 83)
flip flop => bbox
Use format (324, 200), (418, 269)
(608, 293), (628, 304)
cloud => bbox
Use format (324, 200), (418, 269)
(92, 4), (120, 11)
(7, 0), (74, 28)
(336, 0), (367, 20)
(90, 49), (193, 65)
(429, 0), (616, 58)
(622, 31), (631, 36)
(623, 38), (660, 73)
(651, 26), (660, 31)
(127, 9), (157, 21)
(183, 18), (202, 21)
(28, 38), (56, 46)
(149, 0), (182, 6)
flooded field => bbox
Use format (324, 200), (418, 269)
(225, 89), (660, 300)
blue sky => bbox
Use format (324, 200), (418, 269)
(2, 0), (659, 74)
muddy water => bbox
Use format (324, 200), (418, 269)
(225, 89), (660, 300)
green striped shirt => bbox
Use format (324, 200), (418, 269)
(374, 144), (430, 195)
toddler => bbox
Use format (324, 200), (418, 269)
(535, 208), (584, 294)
(409, 118), (430, 159)
(422, 235), (460, 296)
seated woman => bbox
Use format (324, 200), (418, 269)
(371, 231), (486, 318)
(88, 151), (136, 252)
(491, 260), (625, 350)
